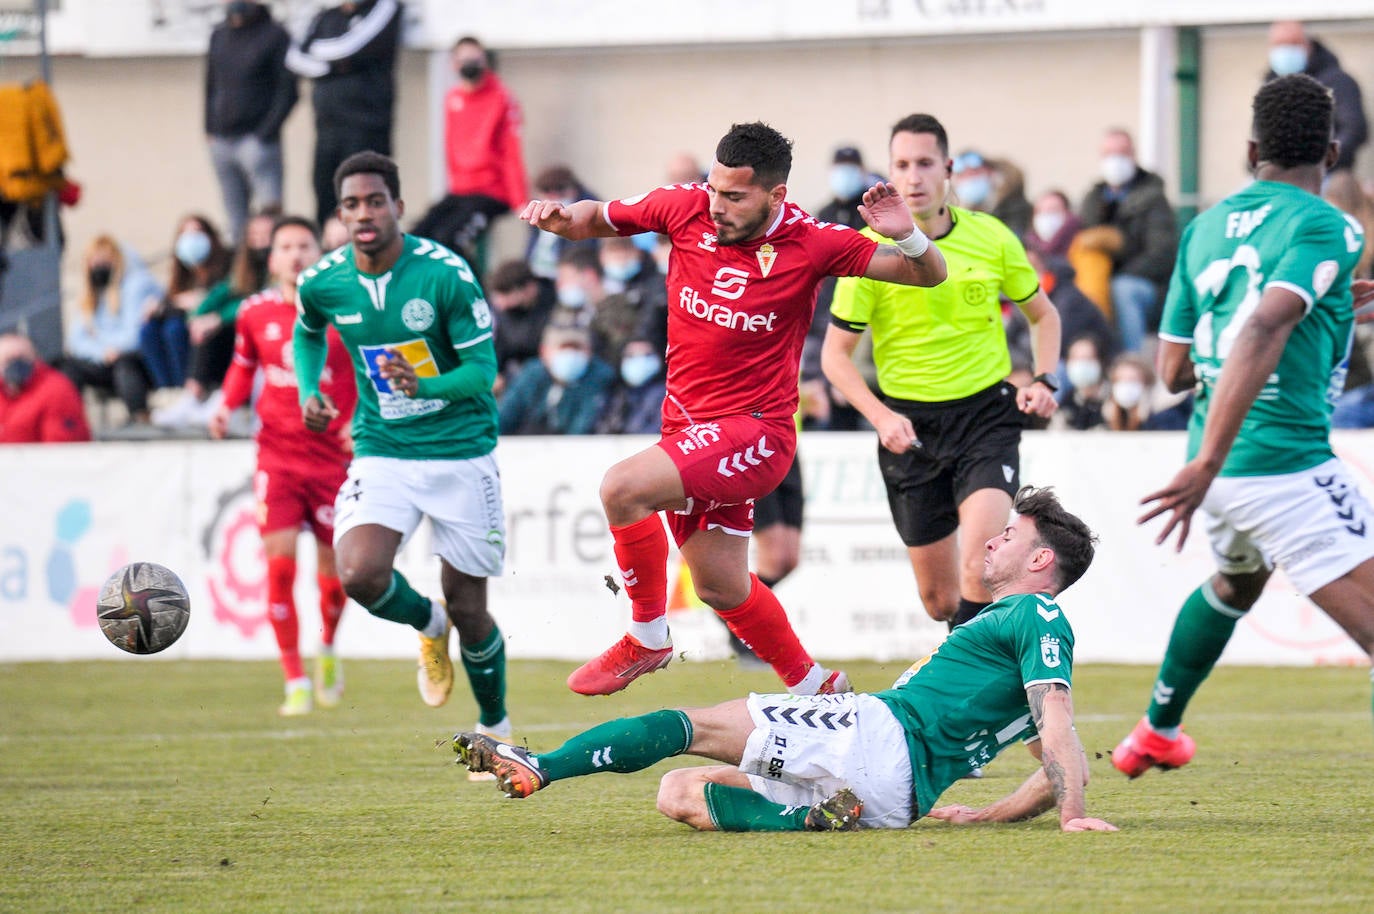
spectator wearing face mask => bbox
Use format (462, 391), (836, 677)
(1101, 352), (1191, 432)
(597, 337), (666, 435)
(1023, 190), (1082, 263)
(816, 146), (878, 230)
(0, 332), (90, 442)
(63, 235), (162, 426)
(498, 323), (614, 435)
(1265, 20), (1366, 171)
(952, 151), (1032, 237)
(486, 258), (555, 393)
(1056, 335), (1108, 431)
(146, 214), (234, 428)
(411, 35), (528, 276)
(1078, 128), (1178, 354)
(552, 246), (645, 367)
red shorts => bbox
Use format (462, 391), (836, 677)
(656, 413), (797, 547)
(254, 461), (349, 541)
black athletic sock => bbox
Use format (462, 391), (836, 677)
(948, 598), (990, 631)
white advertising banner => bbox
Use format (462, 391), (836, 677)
(1, 431), (1371, 667)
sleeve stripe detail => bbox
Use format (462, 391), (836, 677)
(1024, 677), (1071, 689)
(295, 315), (326, 333)
(303, 0), (398, 61)
(601, 201), (619, 233)
(1011, 283), (1042, 305)
(1157, 331), (1192, 344)
(453, 332), (494, 350)
(1267, 280), (1316, 315)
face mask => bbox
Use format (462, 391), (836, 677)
(557, 284), (587, 309)
(549, 349), (590, 384)
(458, 62), (486, 81)
(1111, 379), (1145, 410)
(1269, 44), (1308, 76)
(1033, 211), (1066, 241)
(1100, 154), (1136, 188)
(955, 174), (992, 206)
(1065, 359), (1102, 390)
(88, 264), (113, 290)
(828, 164), (867, 201)
(175, 230), (212, 268)
(3, 357), (34, 389)
(603, 258), (641, 283)
(620, 353), (660, 387)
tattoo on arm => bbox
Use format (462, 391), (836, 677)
(1026, 682), (1066, 731)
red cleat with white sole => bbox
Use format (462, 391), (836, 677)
(567, 634), (673, 695)
(1112, 717), (1196, 778)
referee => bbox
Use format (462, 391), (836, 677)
(822, 113), (1061, 629)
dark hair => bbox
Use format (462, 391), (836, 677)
(270, 215), (321, 246)
(1013, 486), (1097, 592)
(168, 213), (231, 298)
(228, 205), (281, 296)
(714, 122), (793, 188)
(333, 151), (401, 202)
(890, 113), (950, 159)
(558, 245), (602, 278)
(534, 165), (579, 195)
(487, 258), (537, 293)
(1253, 74), (1334, 169)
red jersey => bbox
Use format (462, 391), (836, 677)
(444, 72), (528, 210)
(0, 363), (90, 443)
(222, 289), (356, 472)
(604, 184), (875, 425)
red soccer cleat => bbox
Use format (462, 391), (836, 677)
(567, 634), (673, 695)
(1111, 717), (1196, 778)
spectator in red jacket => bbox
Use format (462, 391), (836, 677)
(0, 332), (91, 443)
(412, 35), (528, 275)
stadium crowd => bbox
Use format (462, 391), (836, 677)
(2, 9), (1373, 445)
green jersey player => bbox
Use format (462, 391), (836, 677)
(294, 152), (510, 748)
(454, 487), (1116, 834)
(1114, 75), (1374, 778)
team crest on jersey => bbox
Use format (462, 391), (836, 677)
(401, 298), (436, 332)
(756, 243), (777, 278)
(1040, 634), (1062, 668)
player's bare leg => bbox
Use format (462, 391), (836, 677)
(906, 532), (960, 623)
(441, 562), (509, 753)
(1309, 557), (1374, 731)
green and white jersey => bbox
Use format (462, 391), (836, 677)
(874, 592), (1073, 817)
(296, 235), (498, 460)
(1160, 180), (1364, 476)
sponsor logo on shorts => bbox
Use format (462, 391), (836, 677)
(675, 422), (722, 455)
(1278, 534), (1336, 569)
(716, 435), (777, 478)
(766, 734), (787, 779)
(1315, 474), (1367, 536)
(760, 702), (854, 729)
(480, 474), (504, 549)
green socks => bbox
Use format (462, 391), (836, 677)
(703, 782), (809, 831)
(1148, 581), (1245, 729)
(363, 570), (432, 630)
(534, 710), (693, 782)
(460, 626), (507, 727)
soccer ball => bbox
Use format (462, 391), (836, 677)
(96, 562), (191, 655)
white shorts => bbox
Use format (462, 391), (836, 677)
(740, 692), (913, 829)
(1202, 457), (1374, 595)
(333, 454), (506, 577)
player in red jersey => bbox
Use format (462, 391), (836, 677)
(210, 216), (359, 716)
(522, 122), (947, 696)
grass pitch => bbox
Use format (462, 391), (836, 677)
(2, 658), (1371, 913)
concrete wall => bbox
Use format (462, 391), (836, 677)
(28, 20), (1374, 307)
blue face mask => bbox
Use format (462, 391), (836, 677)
(175, 230), (212, 268)
(828, 165), (867, 202)
(955, 174), (992, 206)
(1269, 44), (1308, 76)
(549, 349), (590, 384)
(603, 258), (641, 283)
(556, 284), (587, 309)
(620, 353), (660, 387)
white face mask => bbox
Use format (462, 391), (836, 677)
(556, 284), (587, 309)
(549, 349), (590, 384)
(828, 164), (867, 201)
(1111, 379), (1145, 410)
(1100, 154), (1136, 188)
(1033, 211), (1066, 241)
(1269, 44), (1308, 76)
(620, 353), (660, 387)
(1066, 359), (1102, 390)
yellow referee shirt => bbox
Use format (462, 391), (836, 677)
(831, 207), (1039, 402)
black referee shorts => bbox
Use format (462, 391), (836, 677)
(753, 451), (804, 531)
(878, 381), (1024, 548)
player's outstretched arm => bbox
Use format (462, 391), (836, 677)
(1030, 682), (1117, 832)
(1139, 286), (1305, 551)
(519, 199), (617, 241)
(857, 182), (947, 287)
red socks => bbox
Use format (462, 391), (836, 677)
(716, 575), (813, 687)
(611, 515), (669, 623)
(266, 555), (303, 680)
(318, 573), (346, 646)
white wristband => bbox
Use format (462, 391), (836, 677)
(893, 227), (931, 259)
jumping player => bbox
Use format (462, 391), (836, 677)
(293, 152), (511, 747)
(522, 122), (947, 696)
(210, 215), (358, 716)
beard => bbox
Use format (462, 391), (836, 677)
(714, 204), (773, 246)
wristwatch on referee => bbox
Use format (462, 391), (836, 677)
(1031, 372), (1059, 393)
